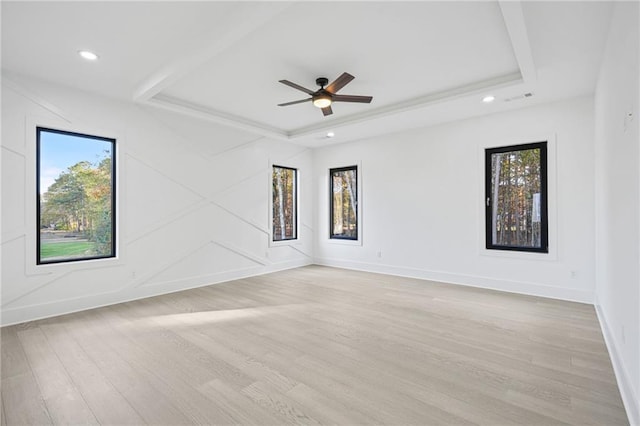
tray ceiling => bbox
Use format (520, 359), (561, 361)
(2, 1), (613, 146)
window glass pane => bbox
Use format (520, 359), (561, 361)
(272, 166), (297, 241)
(38, 128), (115, 263)
(486, 142), (547, 252)
(330, 166), (357, 240)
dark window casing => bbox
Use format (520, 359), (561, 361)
(272, 165), (297, 241)
(485, 142), (548, 253)
(36, 127), (116, 264)
(330, 165), (358, 240)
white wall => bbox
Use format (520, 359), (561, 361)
(594, 2), (640, 424)
(314, 96), (596, 303)
(1, 74), (313, 326)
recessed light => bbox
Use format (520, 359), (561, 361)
(482, 95), (495, 103)
(326, 132), (335, 138)
(78, 50), (99, 61)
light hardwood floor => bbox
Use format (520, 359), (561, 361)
(1, 265), (628, 425)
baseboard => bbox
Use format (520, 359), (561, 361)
(313, 257), (594, 303)
(595, 302), (640, 426)
(0, 258), (311, 327)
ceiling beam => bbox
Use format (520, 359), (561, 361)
(498, 0), (537, 85)
(145, 94), (288, 141)
(133, 2), (291, 103)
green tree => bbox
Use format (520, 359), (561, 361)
(41, 169), (85, 231)
(41, 153), (112, 255)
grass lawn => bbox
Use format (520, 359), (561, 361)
(40, 240), (96, 259)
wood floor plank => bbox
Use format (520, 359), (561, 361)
(183, 323), (386, 423)
(1, 373), (52, 425)
(103, 304), (257, 391)
(260, 351), (402, 424)
(260, 272), (622, 402)
(240, 380), (324, 425)
(17, 328), (98, 425)
(1, 327), (31, 380)
(298, 299), (622, 406)
(87, 306), (265, 424)
(197, 378), (287, 425)
(0, 265), (628, 425)
(39, 323), (145, 425)
(66, 312), (195, 425)
(173, 322), (379, 424)
(1, 393), (5, 426)
(173, 324), (299, 393)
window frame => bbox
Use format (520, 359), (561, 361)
(484, 141), (548, 253)
(36, 126), (117, 265)
(271, 164), (298, 243)
(329, 165), (359, 241)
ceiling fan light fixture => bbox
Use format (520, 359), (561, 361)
(313, 95), (332, 109)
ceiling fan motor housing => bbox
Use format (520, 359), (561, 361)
(316, 77), (329, 87)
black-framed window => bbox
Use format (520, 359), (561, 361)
(272, 165), (297, 241)
(485, 142), (548, 253)
(330, 166), (358, 240)
(37, 127), (116, 264)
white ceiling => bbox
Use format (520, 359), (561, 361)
(1, 1), (613, 146)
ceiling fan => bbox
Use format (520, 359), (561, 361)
(278, 72), (373, 116)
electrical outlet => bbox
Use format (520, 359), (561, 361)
(377, 250), (382, 258)
(624, 110), (634, 133)
(570, 270), (577, 279)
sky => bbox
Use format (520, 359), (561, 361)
(39, 130), (113, 194)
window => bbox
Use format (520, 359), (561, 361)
(272, 165), (297, 241)
(330, 166), (358, 240)
(485, 142), (548, 253)
(37, 127), (116, 264)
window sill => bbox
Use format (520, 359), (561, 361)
(327, 238), (362, 246)
(269, 238), (301, 248)
(27, 254), (124, 276)
(479, 247), (557, 261)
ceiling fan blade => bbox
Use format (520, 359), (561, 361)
(279, 80), (315, 95)
(332, 94), (373, 103)
(278, 98), (312, 107)
(321, 105), (333, 116)
(325, 72), (355, 94)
